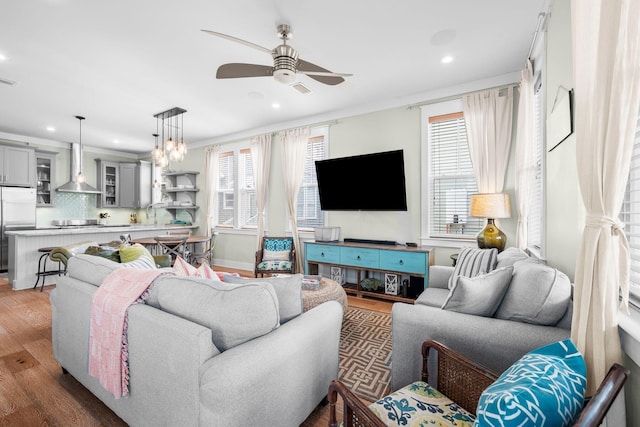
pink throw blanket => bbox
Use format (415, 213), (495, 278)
(89, 268), (165, 398)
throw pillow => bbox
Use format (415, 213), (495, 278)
(262, 238), (293, 261)
(122, 255), (156, 269)
(119, 243), (155, 265)
(494, 261), (572, 326)
(172, 256), (223, 281)
(448, 247), (498, 289)
(223, 274), (303, 323)
(474, 339), (587, 427)
(441, 266), (513, 317)
(84, 245), (121, 263)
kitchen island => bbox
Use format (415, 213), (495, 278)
(6, 224), (198, 290)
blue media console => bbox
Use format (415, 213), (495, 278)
(304, 241), (433, 303)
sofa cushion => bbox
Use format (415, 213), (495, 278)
(414, 288), (450, 307)
(448, 247), (498, 289)
(474, 339), (586, 427)
(495, 247), (530, 269)
(256, 260), (293, 272)
(223, 274), (303, 323)
(441, 266), (513, 317)
(146, 276), (280, 352)
(67, 254), (123, 287)
(495, 261), (571, 326)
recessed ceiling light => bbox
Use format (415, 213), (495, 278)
(46, 126), (55, 132)
(113, 139), (120, 144)
(441, 56), (454, 64)
(272, 103), (281, 109)
(0, 53), (6, 61)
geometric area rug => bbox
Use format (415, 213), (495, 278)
(339, 307), (392, 402)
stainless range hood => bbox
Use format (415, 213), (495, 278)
(56, 142), (101, 194)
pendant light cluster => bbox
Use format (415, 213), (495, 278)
(151, 107), (187, 167)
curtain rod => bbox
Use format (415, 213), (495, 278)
(527, 13), (547, 60)
(406, 82), (519, 110)
(270, 119), (339, 137)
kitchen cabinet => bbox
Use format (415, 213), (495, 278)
(162, 170), (199, 222)
(0, 145), (36, 187)
(95, 159), (119, 207)
(119, 161), (152, 208)
(35, 151), (57, 206)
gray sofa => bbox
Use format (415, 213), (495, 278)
(50, 254), (343, 427)
(391, 248), (572, 390)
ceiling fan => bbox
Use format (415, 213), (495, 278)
(201, 24), (352, 88)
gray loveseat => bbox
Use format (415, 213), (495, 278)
(50, 254), (343, 427)
(391, 248), (572, 390)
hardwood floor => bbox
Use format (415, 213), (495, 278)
(0, 269), (391, 426)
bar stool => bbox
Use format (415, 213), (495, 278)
(33, 246), (66, 292)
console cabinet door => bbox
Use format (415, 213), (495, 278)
(379, 250), (428, 275)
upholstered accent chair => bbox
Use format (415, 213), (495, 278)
(254, 236), (296, 277)
(329, 339), (628, 427)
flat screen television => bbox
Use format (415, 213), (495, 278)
(315, 149), (407, 211)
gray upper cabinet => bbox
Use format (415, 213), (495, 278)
(0, 145), (36, 187)
(95, 159), (119, 208)
(36, 151), (57, 206)
(119, 161), (151, 209)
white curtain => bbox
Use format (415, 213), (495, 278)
(463, 86), (514, 193)
(250, 134), (272, 250)
(204, 145), (220, 237)
(515, 60), (535, 249)
(571, 0), (640, 396)
(280, 127), (309, 273)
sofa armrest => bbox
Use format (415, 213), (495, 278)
(199, 300), (343, 426)
(391, 302), (571, 390)
(428, 265), (454, 289)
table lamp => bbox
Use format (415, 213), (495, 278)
(470, 193), (511, 252)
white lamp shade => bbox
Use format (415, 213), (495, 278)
(470, 193), (511, 219)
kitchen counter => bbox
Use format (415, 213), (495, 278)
(6, 224), (198, 290)
(8, 223), (197, 237)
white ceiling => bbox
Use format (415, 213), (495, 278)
(0, 0), (548, 155)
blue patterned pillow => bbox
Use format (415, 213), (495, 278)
(474, 340), (586, 427)
(263, 238), (293, 261)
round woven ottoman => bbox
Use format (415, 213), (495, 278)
(302, 277), (348, 312)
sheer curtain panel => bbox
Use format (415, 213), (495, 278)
(515, 61), (535, 249)
(250, 134), (272, 250)
(280, 127), (310, 273)
(205, 145), (220, 234)
(462, 86), (514, 193)
(571, 0), (640, 396)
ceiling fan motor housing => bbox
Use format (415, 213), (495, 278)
(272, 44), (298, 84)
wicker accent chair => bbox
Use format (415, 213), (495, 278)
(329, 340), (629, 427)
(254, 236), (296, 277)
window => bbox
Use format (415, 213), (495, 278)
(621, 108), (640, 305)
(215, 145), (257, 229)
(423, 101), (482, 242)
(527, 79), (545, 254)
(296, 131), (327, 230)
(217, 151), (234, 227)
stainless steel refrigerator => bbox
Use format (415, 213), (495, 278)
(1, 187), (36, 271)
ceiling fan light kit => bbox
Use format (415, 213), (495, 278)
(202, 24), (352, 89)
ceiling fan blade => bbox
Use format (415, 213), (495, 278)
(216, 63), (274, 79)
(201, 29), (272, 54)
(299, 71), (353, 78)
(297, 59), (349, 85)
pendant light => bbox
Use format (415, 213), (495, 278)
(151, 118), (163, 161)
(75, 115), (86, 183)
(153, 107), (186, 166)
